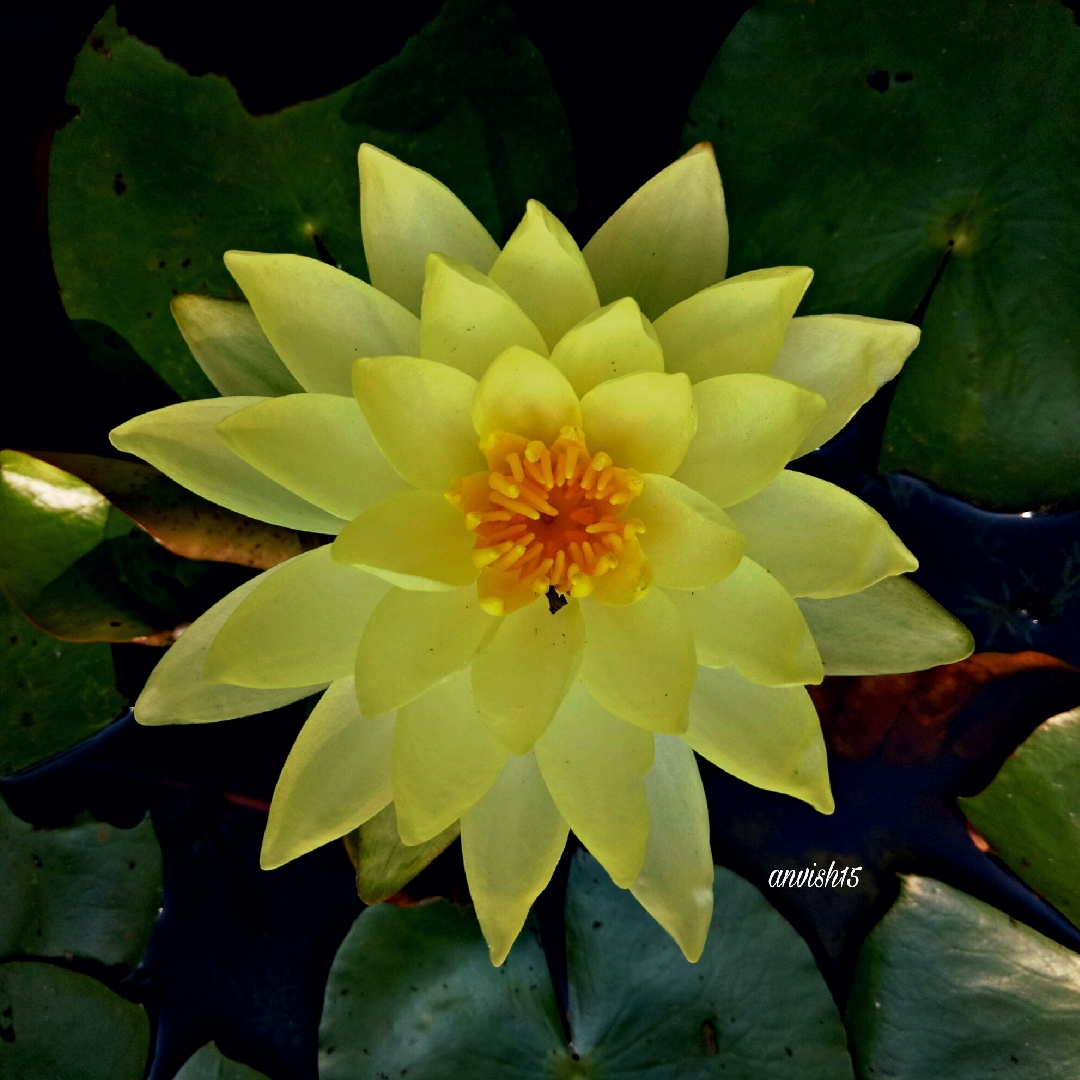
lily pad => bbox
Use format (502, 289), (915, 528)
(690, 0), (1080, 508)
(174, 1042), (271, 1080)
(0, 960), (149, 1080)
(847, 875), (1080, 1078)
(961, 706), (1080, 929)
(0, 798), (161, 966)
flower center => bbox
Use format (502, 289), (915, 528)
(448, 427), (644, 602)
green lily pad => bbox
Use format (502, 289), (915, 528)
(174, 1042), (271, 1080)
(689, 0), (1080, 509)
(50, 1), (573, 399)
(0, 799), (161, 966)
(961, 706), (1080, 929)
(0, 961), (149, 1080)
(847, 875), (1080, 1078)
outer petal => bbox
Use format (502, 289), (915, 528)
(471, 598), (585, 754)
(354, 586), (497, 717)
(419, 253), (548, 378)
(583, 142), (728, 320)
(673, 374), (826, 508)
(110, 399), (346, 534)
(134, 570), (326, 725)
(578, 588), (696, 734)
(170, 294), (302, 397)
(685, 665), (834, 813)
(579, 371), (696, 476)
(332, 489), (477, 591)
(635, 474), (745, 590)
(224, 251), (419, 395)
(260, 678), (394, 869)
(797, 574), (974, 675)
(461, 752), (569, 966)
(548, 297), (664, 398)
(770, 314), (922, 457)
(392, 668), (508, 844)
(216, 394), (408, 520)
(534, 681), (653, 887)
(630, 736), (713, 962)
(725, 470), (918, 598)
(669, 557), (823, 686)
(654, 266), (813, 383)
(205, 546), (389, 688)
(359, 143), (500, 315)
(488, 200), (599, 350)
(352, 356), (484, 490)
(471, 347), (581, 444)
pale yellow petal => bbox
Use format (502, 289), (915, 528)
(578, 589), (696, 734)
(475, 567), (543, 617)
(654, 266), (813, 383)
(534, 681), (653, 886)
(635, 474), (745, 590)
(471, 597), (584, 754)
(354, 586), (497, 717)
(352, 355), (484, 490)
(488, 200), (599, 350)
(461, 752), (569, 965)
(686, 665), (833, 813)
(579, 371), (695, 475)
(583, 143), (727, 319)
(673, 374), (826, 508)
(392, 668), (508, 844)
(204, 546), (388, 687)
(471, 347), (581, 443)
(332, 489), (477, 591)
(630, 736), (713, 962)
(419, 253), (548, 378)
(359, 143), (500, 315)
(725, 470), (918, 598)
(589, 533), (652, 607)
(224, 251), (419, 395)
(669, 557), (823, 686)
(261, 678), (394, 869)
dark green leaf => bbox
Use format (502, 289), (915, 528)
(689, 0), (1080, 508)
(174, 1041), (271, 1080)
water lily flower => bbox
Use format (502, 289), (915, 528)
(113, 143), (973, 965)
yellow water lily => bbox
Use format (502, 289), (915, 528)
(113, 142), (973, 965)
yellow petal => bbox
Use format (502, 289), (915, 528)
(578, 589), (696, 734)
(204, 546), (388, 688)
(419, 253), (548, 378)
(359, 143), (500, 315)
(354, 586), (497, 717)
(461, 752), (569, 965)
(635, 474), (745, 590)
(549, 297), (665, 398)
(392, 668), (508, 844)
(685, 665), (833, 814)
(475, 567), (544, 617)
(471, 597), (585, 754)
(725, 470), (918, 598)
(582, 142), (727, 320)
(224, 251), (418, 395)
(669, 557), (823, 686)
(170, 294), (302, 397)
(673, 374), (826, 508)
(471, 347), (581, 443)
(332, 489), (477, 591)
(589, 533), (653, 606)
(110, 400), (345, 534)
(654, 266), (813, 383)
(579, 371), (696, 475)
(488, 200), (599, 350)
(134, 571), (326, 725)
(260, 678), (394, 869)
(352, 356), (484, 490)
(630, 736), (713, 962)
(770, 314), (921, 457)
(534, 681), (653, 886)
(216, 394), (408, 520)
